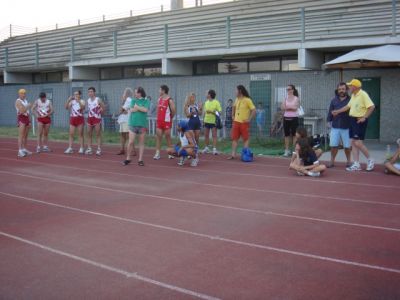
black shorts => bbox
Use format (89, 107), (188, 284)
(283, 117), (299, 137)
(204, 122), (216, 129)
(349, 117), (368, 140)
(188, 117), (201, 131)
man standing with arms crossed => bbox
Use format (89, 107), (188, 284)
(332, 79), (375, 171)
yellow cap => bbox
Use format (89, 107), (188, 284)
(346, 79), (362, 88)
(18, 89), (26, 94)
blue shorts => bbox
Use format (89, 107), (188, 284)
(349, 117), (368, 140)
(174, 145), (188, 157)
(188, 117), (201, 131)
(204, 123), (216, 129)
(330, 128), (351, 148)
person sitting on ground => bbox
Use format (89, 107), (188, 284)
(168, 120), (199, 167)
(384, 139), (400, 176)
(295, 127), (323, 158)
(289, 138), (327, 177)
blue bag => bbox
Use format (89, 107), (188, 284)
(241, 148), (254, 162)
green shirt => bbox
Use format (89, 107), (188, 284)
(128, 97), (150, 128)
(203, 99), (222, 124)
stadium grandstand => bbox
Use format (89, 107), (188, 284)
(0, 0), (399, 141)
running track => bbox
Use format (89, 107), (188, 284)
(0, 138), (399, 299)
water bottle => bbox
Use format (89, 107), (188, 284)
(386, 144), (392, 159)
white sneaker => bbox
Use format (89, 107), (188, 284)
(153, 151), (161, 160)
(177, 157), (185, 166)
(168, 155), (175, 159)
(366, 159), (375, 172)
(190, 157), (199, 167)
(212, 148), (219, 155)
(202, 146), (210, 154)
(23, 149), (32, 155)
(85, 148), (93, 155)
(78, 147), (85, 154)
(307, 171), (321, 177)
(42, 146), (51, 152)
(296, 171), (305, 176)
(18, 150), (27, 157)
(64, 147), (74, 154)
(346, 162), (362, 172)
(96, 148), (102, 156)
(36, 146), (41, 153)
(283, 150), (290, 157)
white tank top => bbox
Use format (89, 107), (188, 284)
(179, 133), (189, 147)
(15, 98), (29, 116)
(36, 99), (51, 117)
(87, 97), (101, 119)
(70, 99), (84, 117)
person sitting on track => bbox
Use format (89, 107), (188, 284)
(384, 139), (400, 176)
(295, 127), (323, 158)
(32, 92), (53, 153)
(64, 90), (86, 154)
(86, 87), (105, 156)
(168, 120), (199, 167)
(289, 138), (327, 177)
(15, 89), (33, 157)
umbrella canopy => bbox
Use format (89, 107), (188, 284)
(324, 45), (400, 69)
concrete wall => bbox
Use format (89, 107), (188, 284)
(1, 69), (398, 142)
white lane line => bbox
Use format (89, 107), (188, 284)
(0, 156), (398, 208)
(0, 231), (220, 300)
(1, 170), (400, 233)
(1, 169), (399, 232)
(0, 146), (396, 190)
(1, 191), (400, 275)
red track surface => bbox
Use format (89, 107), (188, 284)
(0, 138), (399, 299)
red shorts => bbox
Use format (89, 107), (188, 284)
(70, 116), (84, 127)
(157, 120), (172, 130)
(38, 116), (51, 125)
(17, 115), (30, 127)
(231, 121), (250, 141)
(87, 117), (101, 127)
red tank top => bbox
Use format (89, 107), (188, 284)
(157, 97), (172, 122)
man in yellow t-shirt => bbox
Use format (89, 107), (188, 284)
(202, 89), (222, 155)
(332, 79), (375, 172)
(227, 85), (256, 160)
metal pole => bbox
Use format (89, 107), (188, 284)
(9, 24), (12, 37)
(200, 0), (203, 6)
(392, 0), (397, 36)
(56, 23), (58, 30)
(70, 37), (75, 62)
(130, 10), (133, 17)
(226, 16), (231, 48)
(164, 24), (168, 53)
(113, 31), (117, 58)
(161, 5), (164, 12)
(78, 19), (81, 26)
(195, 0), (199, 7)
(35, 27), (38, 33)
(301, 7), (305, 43)
(35, 43), (39, 66)
(5, 48), (8, 68)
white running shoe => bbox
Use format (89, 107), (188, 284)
(36, 146), (41, 153)
(78, 147), (85, 154)
(153, 151), (161, 160)
(307, 171), (321, 177)
(85, 148), (93, 155)
(346, 162), (362, 172)
(23, 149), (32, 155)
(283, 150), (290, 157)
(190, 157), (199, 167)
(64, 147), (74, 154)
(202, 146), (210, 154)
(366, 159), (375, 172)
(177, 157), (185, 166)
(42, 146), (51, 152)
(96, 148), (102, 156)
(212, 148), (219, 155)
(168, 155), (175, 159)
(18, 150), (27, 157)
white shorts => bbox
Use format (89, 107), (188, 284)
(119, 122), (129, 133)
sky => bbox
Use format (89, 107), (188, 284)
(0, 0), (170, 32)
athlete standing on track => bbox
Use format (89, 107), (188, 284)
(153, 85), (176, 160)
(184, 92), (202, 145)
(32, 92), (53, 153)
(64, 90), (86, 154)
(86, 87), (105, 156)
(15, 89), (33, 157)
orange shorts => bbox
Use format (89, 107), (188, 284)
(231, 121), (250, 141)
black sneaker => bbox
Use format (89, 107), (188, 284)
(122, 160), (131, 166)
(138, 161), (145, 166)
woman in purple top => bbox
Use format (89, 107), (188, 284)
(281, 84), (300, 157)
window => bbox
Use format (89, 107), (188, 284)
(218, 62), (248, 73)
(100, 67), (123, 80)
(46, 72), (62, 83)
(0, 75), (4, 86)
(194, 61), (218, 75)
(143, 66), (161, 77)
(124, 66), (144, 78)
(282, 58), (302, 71)
(249, 59), (280, 72)
(33, 73), (46, 84)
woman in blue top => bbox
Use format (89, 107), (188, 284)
(184, 92), (202, 145)
(256, 102), (266, 136)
